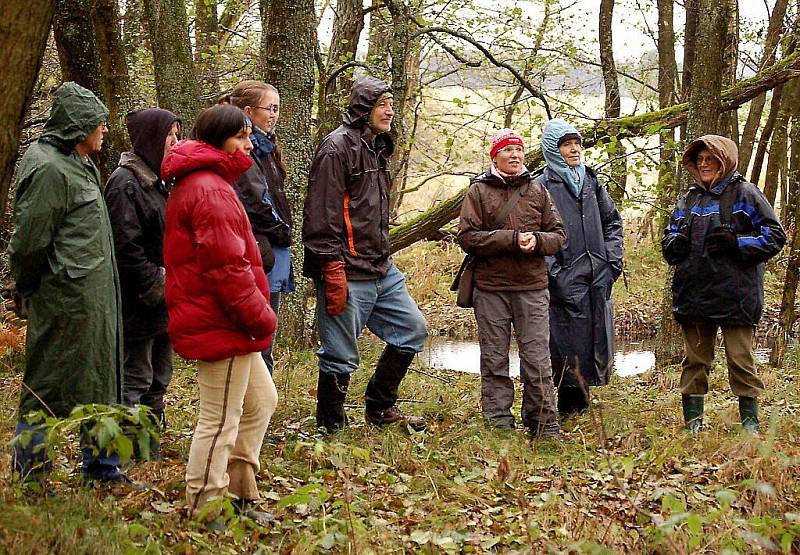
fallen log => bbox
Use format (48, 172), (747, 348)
(389, 51), (800, 253)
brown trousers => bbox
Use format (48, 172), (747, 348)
(186, 352), (278, 516)
(473, 287), (557, 429)
(680, 323), (764, 397)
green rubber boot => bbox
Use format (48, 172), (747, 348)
(682, 394), (704, 434)
(738, 396), (760, 434)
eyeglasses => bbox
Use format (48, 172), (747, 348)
(254, 105), (280, 114)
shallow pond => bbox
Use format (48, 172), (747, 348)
(421, 337), (656, 378)
(421, 338), (772, 378)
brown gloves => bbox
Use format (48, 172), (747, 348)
(322, 261), (348, 316)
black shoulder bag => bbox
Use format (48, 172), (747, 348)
(451, 182), (529, 308)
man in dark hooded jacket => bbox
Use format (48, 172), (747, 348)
(303, 76), (428, 433)
(9, 82), (128, 483)
(104, 108), (181, 458)
(662, 135), (785, 434)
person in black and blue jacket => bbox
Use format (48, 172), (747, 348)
(662, 134), (786, 434)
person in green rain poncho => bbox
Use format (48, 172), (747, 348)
(8, 82), (132, 485)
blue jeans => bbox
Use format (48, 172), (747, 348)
(261, 292), (282, 375)
(315, 264), (428, 375)
(12, 420), (122, 482)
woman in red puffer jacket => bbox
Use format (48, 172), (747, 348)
(161, 104), (277, 522)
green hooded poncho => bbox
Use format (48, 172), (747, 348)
(8, 81), (123, 418)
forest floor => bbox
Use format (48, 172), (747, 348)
(0, 240), (799, 553)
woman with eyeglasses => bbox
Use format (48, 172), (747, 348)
(220, 81), (295, 375)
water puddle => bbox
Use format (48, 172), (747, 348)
(421, 338), (656, 378)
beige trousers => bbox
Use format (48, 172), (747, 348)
(680, 323), (764, 397)
(186, 352), (278, 516)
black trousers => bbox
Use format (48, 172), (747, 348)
(123, 332), (174, 413)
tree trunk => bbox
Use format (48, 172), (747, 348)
(92, 0), (135, 176)
(718, 0), (739, 143)
(771, 98), (800, 366)
(385, 0), (420, 218)
(366, 0), (390, 73)
(681, 0), (699, 103)
(0, 0), (55, 218)
(315, 0), (365, 144)
(763, 81), (799, 207)
(738, 0), (789, 174)
(263, 0), (316, 344)
(53, 0), (117, 176)
(142, 0), (200, 127)
(599, 0), (626, 205)
(656, 0), (679, 222)
(195, 0), (221, 100)
(751, 85), (784, 186)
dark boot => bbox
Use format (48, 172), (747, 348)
(365, 345), (426, 431)
(557, 386), (589, 418)
(528, 419), (561, 442)
(682, 394), (704, 434)
(316, 372), (350, 433)
(739, 396), (760, 434)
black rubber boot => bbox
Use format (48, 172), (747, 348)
(739, 396), (760, 434)
(682, 394), (704, 434)
(365, 345), (426, 431)
(316, 372), (350, 433)
(557, 386), (589, 418)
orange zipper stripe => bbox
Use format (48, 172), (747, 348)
(343, 192), (358, 256)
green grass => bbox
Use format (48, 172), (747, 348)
(2, 338), (800, 553)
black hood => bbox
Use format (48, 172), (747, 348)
(343, 76), (392, 128)
(126, 108), (181, 177)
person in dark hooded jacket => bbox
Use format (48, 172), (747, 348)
(662, 135), (785, 434)
(9, 82), (128, 484)
(458, 129), (566, 439)
(535, 119), (624, 417)
(303, 76), (428, 433)
(104, 108), (181, 457)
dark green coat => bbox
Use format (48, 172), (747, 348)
(8, 82), (123, 418)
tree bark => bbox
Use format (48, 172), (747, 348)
(366, 0), (390, 73)
(263, 0), (316, 344)
(656, 0), (679, 223)
(771, 96), (800, 366)
(92, 0), (135, 176)
(763, 81), (799, 206)
(315, 0), (365, 144)
(681, 0), (699, 102)
(0, 0), (55, 217)
(751, 85), (784, 186)
(738, 0), (789, 174)
(599, 0), (626, 205)
(195, 0), (221, 99)
(142, 0), (200, 127)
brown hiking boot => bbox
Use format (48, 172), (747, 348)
(365, 406), (427, 431)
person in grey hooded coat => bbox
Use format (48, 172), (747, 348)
(535, 119), (624, 417)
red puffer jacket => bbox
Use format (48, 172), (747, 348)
(161, 140), (275, 361)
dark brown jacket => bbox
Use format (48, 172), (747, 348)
(303, 77), (393, 279)
(457, 170), (566, 291)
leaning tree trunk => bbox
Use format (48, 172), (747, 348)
(263, 0), (316, 345)
(142, 0), (200, 127)
(315, 0), (365, 144)
(738, 0), (789, 174)
(599, 0), (626, 205)
(655, 0), (728, 367)
(751, 84), (784, 187)
(0, 0), (55, 219)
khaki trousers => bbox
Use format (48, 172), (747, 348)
(680, 323), (764, 397)
(186, 352), (278, 516)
